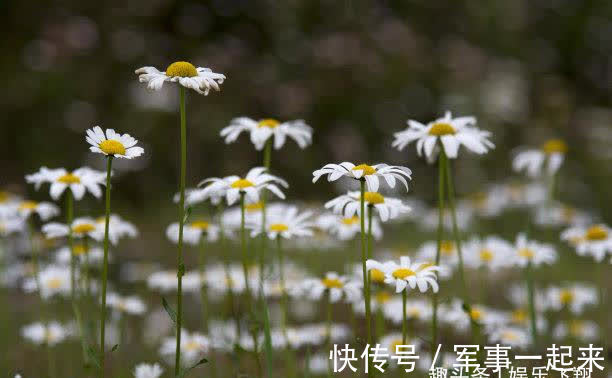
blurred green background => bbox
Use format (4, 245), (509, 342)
(2, 0), (612, 218)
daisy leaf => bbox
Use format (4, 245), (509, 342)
(162, 297), (177, 326)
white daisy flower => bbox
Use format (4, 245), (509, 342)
(378, 332), (422, 362)
(196, 167), (288, 206)
(315, 213), (382, 241)
(133, 363), (164, 378)
(463, 189), (508, 218)
(512, 139), (567, 178)
(86, 126), (144, 159)
(184, 187), (223, 207)
(166, 220), (219, 246)
(0, 191), (21, 218)
(292, 272), (362, 303)
(93, 214), (138, 245)
(487, 326), (529, 348)
(533, 202), (595, 228)
(392, 111), (494, 161)
(21, 321), (69, 346)
(23, 265), (72, 299)
(382, 297), (432, 325)
(54, 244), (105, 266)
(106, 292), (147, 315)
(147, 270), (202, 294)
(497, 181), (547, 209)
(462, 236), (515, 271)
(16, 200), (59, 221)
(367, 256), (440, 293)
(220, 117), (313, 150)
(0, 216), (26, 236)
(545, 284), (598, 315)
(313, 162), (412, 192)
(553, 320), (599, 341)
(325, 191), (411, 222)
(248, 205), (313, 240)
(421, 204), (474, 232)
(512, 233), (557, 267)
(440, 300), (508, 332)
(136, 61), (225, 95)
(561, 224), (612, 262)
(204, 264), (252, 295)
(159, 329), (209, 367)
(415, 240), (457, 279)
(42, 217), (102, 241)
(25, 166), (106, 201)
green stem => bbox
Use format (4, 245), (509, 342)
(597, 263), (608, 358)
(359, 179), (372, 350)
(174, 86), (187, 375)
(326, 293), (332, 378)
(66, 191), (87, 365)
(100, 155), (113, 377)
(443, 153), (469, 303)
(402, 289), (407, 344)
(239, 192), (250, 295)
(198, 238), (208, 333)
(218, 203), (241, 339)
(525, 262), (538, 348)
(259, 139), (272, 292)
(432, 148), (446, 351)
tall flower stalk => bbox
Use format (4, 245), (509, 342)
(525, 262), (538, 346)
(432, 147), (446, 350)
(359, 179), (372, 349)
(85, 125), (144, 376)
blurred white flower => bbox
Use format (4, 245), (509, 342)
(512, 139), (567, 178)
(106, 292), (147, 315)
(382, 298), (432, 325)
(220, 117), (313, 150)
(133, 363), (164, 378)
(512, 233), (557, 267)
(553, 320), (599, 341)
(25, 166), (106, 201)
(166, 220), (219, 246)
(487, 326), (529, 348)
(248, 205), (313, 240)
(462, 236), (514, 271)
(561, 224), (612, 262)
(42, 217), (101, 241)
(21, 321), (68, 346)
(23, 265), (72, 299)
(315, 213), (382, 241)
(544, 284), (598, 315)
(15, 200), (59, 221)
(292, 272), (361, 303)
(136, 62), (225, 95)
(54, 244), (105, 266)
(159, 329), (209, 367)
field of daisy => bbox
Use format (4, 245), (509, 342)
(1, 1), (611, 378)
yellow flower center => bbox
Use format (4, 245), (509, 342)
(230, 179), (254, 189)
(441, 241), (455, 256)
(370, 269), (386, 283)
(322, 278), (344, 289)
(72, 223), (96, 234)
(245, 201), (264, 212)
(408, 308), (421, 317)
(47, 278), (63, 289)
(390, 339), (404, 352)
(470, 309), (483, 321)
(19, 201), (38, 211)
(501, 331), (518, 341)
(585, 225), (608, 241)
(470, 192), (488, 208)
(352, 164), (376, 176)
(374, 291), (391, 303)
(72, 244), (88, 256)
(392, 268), (416, 279)
(58, 173), (80, 184)
(341, 216), (359, 225)
(417, 262), (434, 271)
(166, 61), (198, 78)
(561, 206), (576, 222)
(518, 248), (534, 259)
(190, 221), (210, 230)
(363, 192), (385, 205)
(269, 223), (289, 232)
(560, 290), (574, 305)
(480, 249), (494, 262)
(99, 140), (126, 156)
(569, 320), (583, 336)
(257, 119), (280, 128)
(541, 139), (568, 154)
(429, 122), (456, 136)
(184, 341), (201, 351)
(0, 191), (8, 203)
(512, 309), (527, 324)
